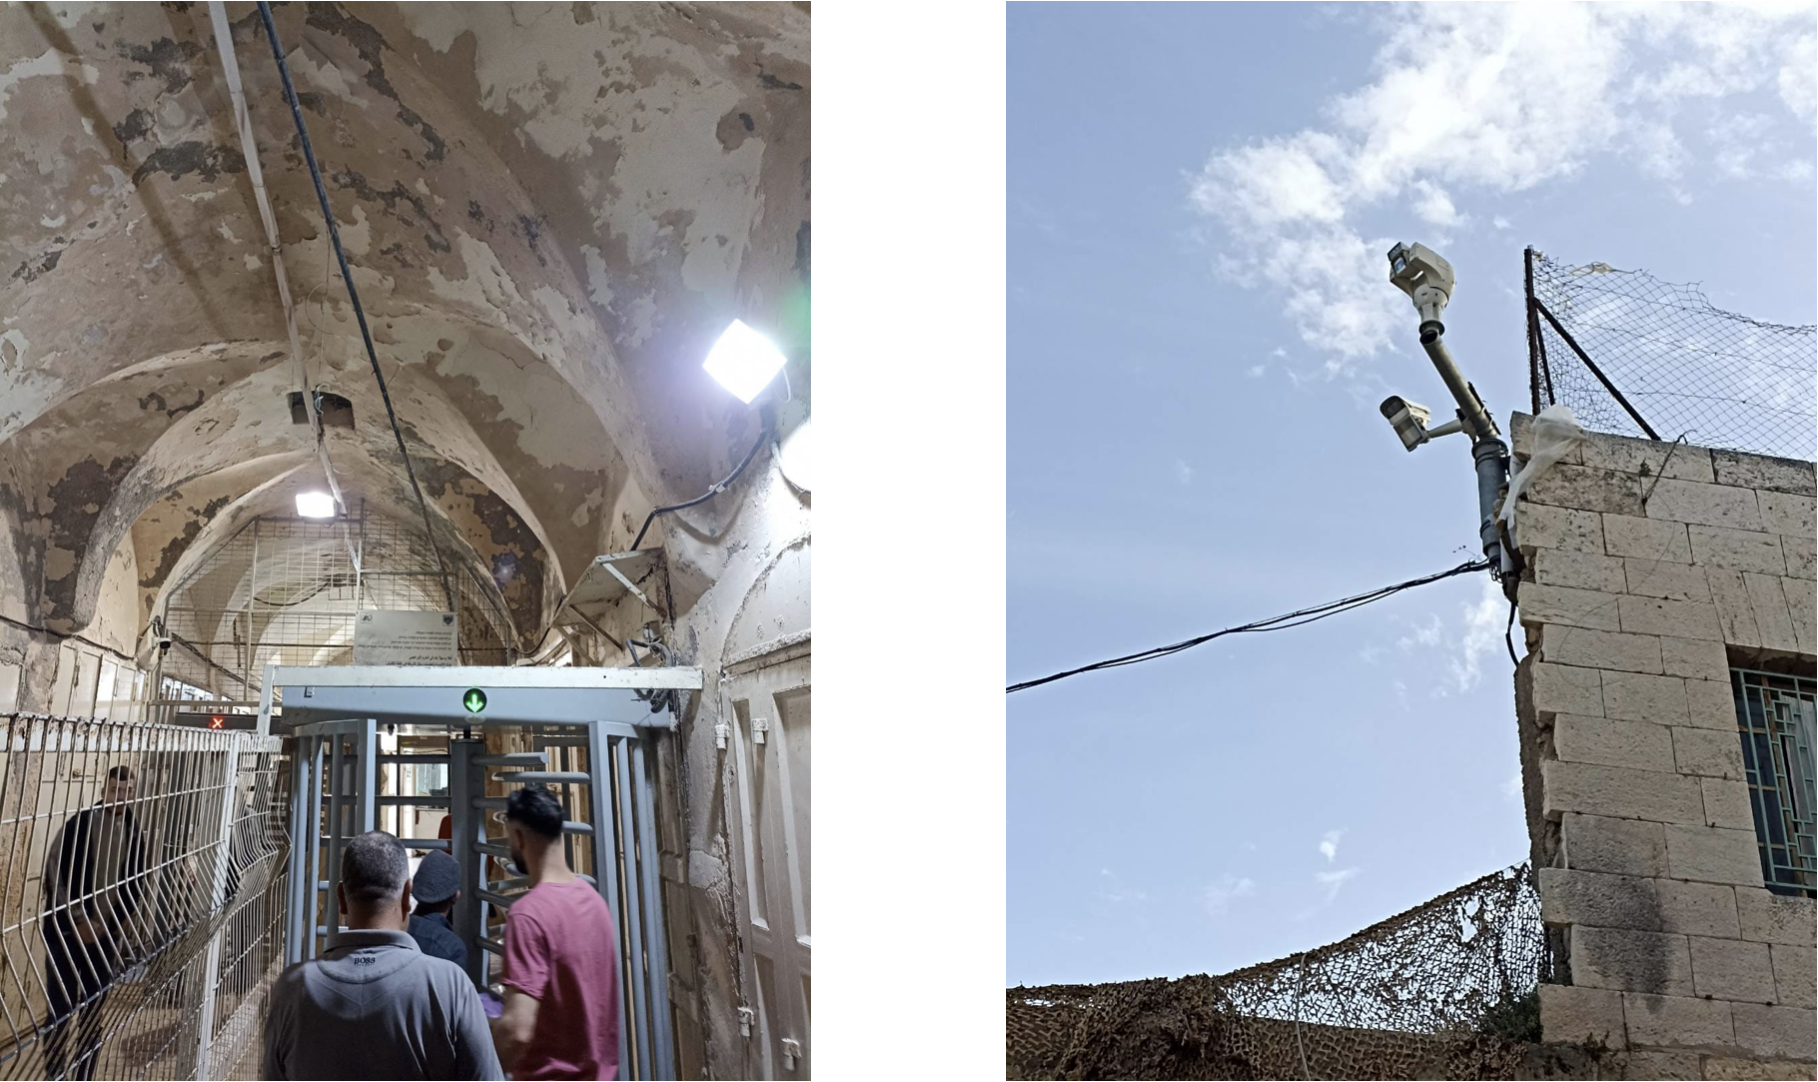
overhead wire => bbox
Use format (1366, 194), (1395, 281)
(254, 1), (455, 610)
(1007, 559), (1492, 694)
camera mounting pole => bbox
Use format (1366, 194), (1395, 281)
(1385, 243), (1513, 581)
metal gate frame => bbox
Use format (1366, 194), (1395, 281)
(265, 666), (695, 1082)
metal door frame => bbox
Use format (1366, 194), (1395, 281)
(270, 666), (693, 1081)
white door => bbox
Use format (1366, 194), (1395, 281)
(728, 655), (811, 1078)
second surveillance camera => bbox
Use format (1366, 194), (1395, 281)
(1380, 395), (1431, 452)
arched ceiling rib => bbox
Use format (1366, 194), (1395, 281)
(0, 1), (811, 646)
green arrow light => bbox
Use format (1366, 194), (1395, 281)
(463, 688), (487, 714)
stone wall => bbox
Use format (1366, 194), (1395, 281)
(1507, 413), (1817, 1080)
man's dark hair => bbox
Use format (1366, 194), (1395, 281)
(505, 786), (564, 839)
(106, 765), (134, 782)
(341, 831), (409, 906)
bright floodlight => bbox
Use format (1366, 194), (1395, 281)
(296, 491), (335, 518)
(703, 319), (787, 404)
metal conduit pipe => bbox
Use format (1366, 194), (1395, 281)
(204, 1), (347, 518)
(1419, 324), (1511, 573)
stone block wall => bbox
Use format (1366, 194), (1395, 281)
(1507, 413), (1817, 1080)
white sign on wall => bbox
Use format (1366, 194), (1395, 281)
(352, 611), (460, 666)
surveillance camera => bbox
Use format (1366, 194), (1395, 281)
(1387, 242), (1455, 327)
(1380, 396), (1431, 451)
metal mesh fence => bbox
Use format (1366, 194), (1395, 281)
(0, 715), (286, 1080)
(1526, 248), (1818, 462)
(1006, 864), (1602, 1081)
(158, 513), (518, 704)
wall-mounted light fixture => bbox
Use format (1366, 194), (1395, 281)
(703, 319), (789, 404)
(295, 491), (336, 518)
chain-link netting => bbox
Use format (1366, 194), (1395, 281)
(1006, 863), (1609, 1081)
(1526, 249), (1817, 463)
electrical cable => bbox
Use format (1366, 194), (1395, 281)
(631, 421), (772, 551)
(255, 2), (455, 612)
(1007, 559), (1492, 694)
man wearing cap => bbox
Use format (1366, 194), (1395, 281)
(408, 849), (467, 969)
(262, 831), (501, 1080)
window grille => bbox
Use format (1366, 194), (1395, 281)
(1733, 668), (1817, 897)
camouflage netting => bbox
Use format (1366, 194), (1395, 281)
(1008, 863), (1609, 1081)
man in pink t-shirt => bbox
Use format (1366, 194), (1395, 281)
(493, 786), (621, 1080)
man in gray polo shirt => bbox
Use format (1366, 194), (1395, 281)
(262, 831), (502, 1080)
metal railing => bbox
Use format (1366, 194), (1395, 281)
(0, 714), (286, 1080)
(1734, 669), (1817, 898)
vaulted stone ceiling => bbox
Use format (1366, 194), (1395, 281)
(0, 1), (811, 654)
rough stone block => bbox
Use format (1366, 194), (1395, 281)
(1530, 661), (1605, 718)
(1684, 676), (1742, 732)
(1540, 867), (1663, 930)
(1555, 715), (1674, 773)
(1709, 568), (1765, 648)
(1605, 513), (1693, 563)
(1564, 813), (1669, 877)
(1712, 450), (1816, 496)
(1575, 926), (1694, 995)
(1647, 478), (1764, 531)
(1665, 824), (1768, 886)
(1701, 777), (1756, 831)
(1737, 889), (1817, 947)
(1690, 524), (1787, 576)
(1584, 433), (1715, 483)
(1704, 1057), (1818, 1080)
(1743, 573), (1800, 654)
(1659, 635), (1732, 682)
(1539, 983), (1626, 1046)
(1520, 583), (1624, 633)
(1529, 463), (1645, 515)
(1544, 761), (1706, 825)
(1784, 578), (1816, 656)
(1783, 532), (1816, 580)
(1622, 558), (1712, 603)
(1540, 626), (1662, 675)
(1618, 594), (1724, 642)
(1757, 490), (1817, 538)
(1733, 1002), (1817, 1060)
(1656, 879), (1739, 938)
(1620, 991), (1733, 1047)
(1620, 1050), (1703, 1079)
(1517, 503), (1606, 555)
(1534, 548), (1628, 593)
(1769, 943), (1816, 1008)
(1689, 934), (1777, 1003)
(1602, 670), (1690, 725)
(1671, 726), (1747, 780)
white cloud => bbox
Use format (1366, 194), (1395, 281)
(1318, 829), (1345, 863)
(1398, 614), (1444, 651)
(1446, 577), (1510, 694)
(1247, 363), (1268, 378)
(1502, 771), (1522, 801)
(1410, 179), (1464, 228)
(1205, 873), (1257, 917)
(1316, 867), (1361, 901)
(1175, 459), (1196, 486)
(1492, 215), (1512, 230)
(1189, 3), (1817, 367)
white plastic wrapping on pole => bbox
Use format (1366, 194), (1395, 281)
(1501, 405), (1587, 529)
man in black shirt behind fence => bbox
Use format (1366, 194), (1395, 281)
(41, 764), (148, 1081)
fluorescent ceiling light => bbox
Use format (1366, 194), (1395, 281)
(703, 319), (787, 404)
(296, 491), (335, 518)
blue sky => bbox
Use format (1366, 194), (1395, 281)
(1007, 2), (1816, 987)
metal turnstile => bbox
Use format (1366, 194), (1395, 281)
(263, 666), (699, 1082)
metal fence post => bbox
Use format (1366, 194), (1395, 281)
(450, 738), (486, 987)
(194, 735), (244, 1080)
(632, 737), (676, 1081)
(587, 722), (631, 1081)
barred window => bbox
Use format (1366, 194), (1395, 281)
(1734, 669), (1817, 898)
